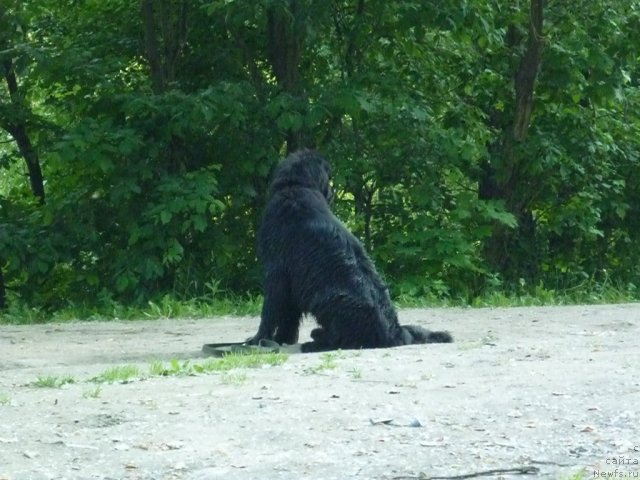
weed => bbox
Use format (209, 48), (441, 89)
(148, 360), (167, 377)
(31, 375), (75, 388)
(3, 281), (639, 325)
(26, 352), (288, 390)
(93, 365), (141, 384)
(306, 351), (341, 374)
(0, 294), (263, 325)
(0, 392), (10, 405)
(221, 372), (248, 385)
(82, 385), (102, 398)
(209, 351), (288, 371)
(143, 292), (262, 319)
(561, 470), (587, 480)
(147, 352), (288, 378)
(159, 359), (196, 376)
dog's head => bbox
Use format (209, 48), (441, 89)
(270, 149), (334, 203)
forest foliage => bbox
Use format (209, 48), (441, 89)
(1, 0), (639, 312)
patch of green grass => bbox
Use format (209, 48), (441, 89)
(24, 352), (288, 392)
(82, 385), (102, 398)
(0, 292), (262, 325)
(148, 360), (167, 377)
(147, 352), (288, 378)
(151, 293), (262, 318)
(31, 375), (75, 388)
(560, 469), (587, 480)
(0, 303), (49, 324)
(3, 278), (638, 325)
(93, 365), (141, 384)
(221, 372), (248, 385)
(348, 367), (363, 379)
(148, 358), (195, 377)
(204, 351), (288, 372)
(396, 281), (639, 309)
(306, 351), (342, 374)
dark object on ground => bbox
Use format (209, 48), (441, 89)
(249, 149), (452, 353)
(393, 465), (540, 479)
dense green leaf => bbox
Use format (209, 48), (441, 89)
(1, 0), (639, 311)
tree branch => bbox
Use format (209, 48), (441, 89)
(1, 59), (45, 203)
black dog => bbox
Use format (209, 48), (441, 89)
(249, 150), (452, 352)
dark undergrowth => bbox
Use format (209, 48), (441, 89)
(1, 283), (637, 325)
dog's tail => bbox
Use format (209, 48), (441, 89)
(400, 324), (453, 344)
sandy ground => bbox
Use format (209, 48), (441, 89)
(1, 305), (639, 480)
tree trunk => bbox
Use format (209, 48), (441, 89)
(141, 0), (166, 94)
(141, 0), (187, 93)
(1, 60), (45, 204)
(513, 0), (544, 142)
(266, 0), (308, 153)
(141, 0), (188, 172)
(480, 0), (544, 282)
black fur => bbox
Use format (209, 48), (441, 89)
(249, 149), (452, 352)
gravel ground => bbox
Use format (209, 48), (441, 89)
(1, 304), (639, 480)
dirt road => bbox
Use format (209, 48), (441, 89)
(1, 305), (639, 479)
